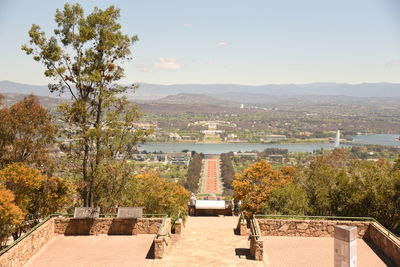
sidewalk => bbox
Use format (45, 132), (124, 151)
(152, 216), (263, 267)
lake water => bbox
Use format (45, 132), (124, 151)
(139, 134), (400, 154)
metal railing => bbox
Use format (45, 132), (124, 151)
(0, 214), (59, 256)
(254, 214), (399, 242)
(155, 214), (169, 238)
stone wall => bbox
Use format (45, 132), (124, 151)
(257, 219), (370, 238)
(364, 223), (400, 266)
(54, 217), (163, 235)
(0, 218), (55, 267)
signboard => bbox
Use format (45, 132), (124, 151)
(195, 200), (226, 210)
(73, 207), (100, 218)
(117, 207), (143, 218)
(334, 225), (357, 267)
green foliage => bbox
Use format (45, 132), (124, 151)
(262, 182), (309, 215)
(185, 153), (203, 192)
(298, 150), (400, 234)
(220, 152), (235, 191)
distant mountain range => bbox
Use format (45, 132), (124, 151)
(1, 81), (400, 105)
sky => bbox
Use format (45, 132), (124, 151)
(0, 0), (399, 85)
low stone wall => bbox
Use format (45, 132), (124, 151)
(257, 219), (370, 238)
(0, 218), (55, 267)
(54, 217), (163, 235)
(364, 223), (400, 266)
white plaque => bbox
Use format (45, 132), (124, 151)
(117, 207), (143, 218)
(73, 207), (100, 218)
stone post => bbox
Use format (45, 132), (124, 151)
(334, 225), (357, 267)
(154, 238), (164, 259)
(250, 237), (263, 261)
(174, 219), (182, 234)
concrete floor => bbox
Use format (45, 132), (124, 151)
(152, 216), (263, 267)
(23, 218), (395, 267)
(262, 236), (395, 267)
(25, 235), (155, 267)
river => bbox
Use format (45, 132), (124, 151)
(138, 134), (400, 154)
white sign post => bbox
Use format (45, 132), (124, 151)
(334, 225), (357, 267)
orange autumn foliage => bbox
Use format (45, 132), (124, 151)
(0, 185), (24, 247)
(233, 160), (295, 217)
(0, 163), (71, 221)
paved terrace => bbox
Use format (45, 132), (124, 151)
(25, 235), (155, 267)
(153, 216), (263, 267)
(3, 216), (396, 266)
(262, 236), (392, 267)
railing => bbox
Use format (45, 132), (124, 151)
(254, 214), (399, 242)
(0, 213), (170, 256)
(155, 214), (169, 239)
(0, 214), (59, 256)
(249, 215), (261, 240)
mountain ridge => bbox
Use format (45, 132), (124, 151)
(1, 81), (400, 101)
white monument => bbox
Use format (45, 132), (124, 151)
(334, 225), (357, 267)
(335, 130), (341, 148)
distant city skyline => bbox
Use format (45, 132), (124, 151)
(0, 0), (399, 86)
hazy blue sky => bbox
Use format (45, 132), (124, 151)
(0, 0), (399, 85)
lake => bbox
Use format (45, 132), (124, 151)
(138, 134), (400, 154)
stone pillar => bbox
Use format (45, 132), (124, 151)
(334, 225), (357, 267)
(154, 238), (164, 259)
(174, 219), (182, 234)
(250, 237), (263, 261)
(239, 221), (247, 236)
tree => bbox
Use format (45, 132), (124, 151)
(220, 152), (235, 191)
(262, 182), (309, 215)
(233, 160), (295, 217)
(0, 185), (24, 248)
(0, 95), (56, 169)
(22, 3), (149, 207)
(124, 172), (190, 221)
(185, 153), (203, 192)
(301, 149), (348, 216)
(0, 163), (72, 238)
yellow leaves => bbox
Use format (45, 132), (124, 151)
(0, 185), (24, 224)
(0, 185), (25, 245)
(128, 172), (189, 218)
(233, 160), (296, 217)
(0, 163), (72, 218)
(0, 163), (44, 191)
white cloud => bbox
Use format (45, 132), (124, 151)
(386, 59), (400, 67)
(153, 58), (181, 71)
(183, 22), (192, 28)
(217, 41), (228, 46)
